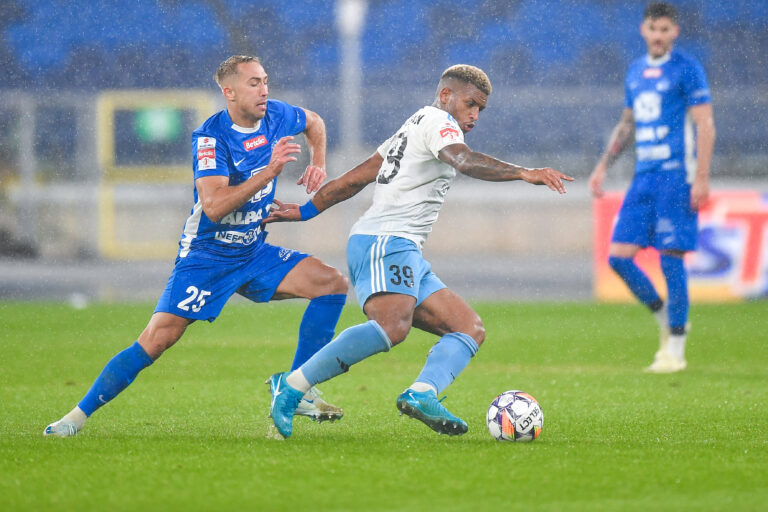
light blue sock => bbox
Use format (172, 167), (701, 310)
(661, 254), (689, 331)
(290, 294), (346, 370)
(301, 320), (391, 386)
(78, 341), (153, 416)
(608, 256), (662, 307)
(415, 332), (479, 394)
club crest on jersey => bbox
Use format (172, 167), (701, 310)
(643, 67), (663, 79)
(244, 135), (268, 151)
(440, 126), (461, 141)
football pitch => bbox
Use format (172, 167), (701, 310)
(2, 300), (766, 511)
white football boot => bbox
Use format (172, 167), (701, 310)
(43, 420), (79, 437)
(644, 350), (687, 373)
(294, 387), (343, 423)
(645, 321), (690, 374)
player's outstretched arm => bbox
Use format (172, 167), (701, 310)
(297, 108), (327, 194)
(438, 144), (573, 194)
(264, 152), (383, 224)
(589, 107), (634, 198)
(198, 136), (300, 222)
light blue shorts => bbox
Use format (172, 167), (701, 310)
(346, 234), (446, 309)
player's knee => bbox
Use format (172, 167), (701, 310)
(328, 268), (349, 295)
(378, 318), (411, 345)
(471, 318), (486, 347)
(608, 255), (628, 273)
(139, 315), (187, 359)
(463, 314), (485, 346)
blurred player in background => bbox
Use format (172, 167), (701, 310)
(589, 3), (715, 373)
(44, 55), (349, 437)
(263, 64), (573, 438)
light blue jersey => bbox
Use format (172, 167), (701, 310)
(624, 49), (711, 181)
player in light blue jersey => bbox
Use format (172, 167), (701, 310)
(44, 56), (349, 437)
(263, 65), (573, 438)
(589, 3), (716, 373)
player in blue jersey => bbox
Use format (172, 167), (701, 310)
(589, 3), (716, 373)
(44, 55), (349, 437)
(262, 64), (573, 438)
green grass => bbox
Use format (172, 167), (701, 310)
(1, 300), (766, 511)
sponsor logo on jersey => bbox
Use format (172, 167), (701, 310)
(214, 227), (262, 245)
(244, 135), (268, 151)
(219, 209), (264, 226)
(197, 137), (216, 149)
(643, 67), (663, 79)
(439, 126), (461, 140)
(197, 147), (216, 170)
(278, 248), (296, 261)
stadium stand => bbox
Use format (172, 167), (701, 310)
(0, 1), (765, 158)
(2, 0), (766, 89)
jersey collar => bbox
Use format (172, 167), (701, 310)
(224, 109), (263, 133)
(646, 51), (672, 67)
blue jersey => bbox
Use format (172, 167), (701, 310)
(624, 49), (711, 181)
(178, 100), (307, 259)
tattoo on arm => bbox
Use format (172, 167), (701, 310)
(441, 145), (528, 181)
(601, 109), (634, 168)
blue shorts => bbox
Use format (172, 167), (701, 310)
(347, 234), (446, 309)
(154, 243), (309, 322)
(612, 171), (698, 252)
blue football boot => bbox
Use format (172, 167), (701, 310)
(396, 388), (468, 436)
(266, 372), (304, 438)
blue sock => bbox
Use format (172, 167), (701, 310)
(301, 320), (391, 386)
(661, 254), (689, 331)
(608, 256), (662, 308)
(290, 294), (346, 370)
(78, 341), (153, 416)
(415, 332), (479, 394)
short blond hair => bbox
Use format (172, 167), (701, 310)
(440, 64), (492, 95)
(214, 55), (261, 88)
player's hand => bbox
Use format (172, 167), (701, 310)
(588, 163), (607, 198)
(262, 199), (302, 224)
(297, 164), (326, 194)
(690, 179), (710, 211)
(521, 168), (574, 194)
(266, 136), (302, 176)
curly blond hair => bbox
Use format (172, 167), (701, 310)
(440, 64), (492, 95)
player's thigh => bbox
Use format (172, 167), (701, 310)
(154, 254), (242, 322)
(138, 312), (192, 359)
(273, 256), (348, 300)
(363, 292), (416, 345)
(611, 175), (655, 248)
(347, 234), (439, 308)
(653, 177), (698, 252)
(413, 288), (485, 345)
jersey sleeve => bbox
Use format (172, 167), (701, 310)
(376, 133), (397, 157)
(192, 134), (230, 180)
(423, 111), (465, 158)
(681, 58), (712, 107)
(270, 99), (308, 136)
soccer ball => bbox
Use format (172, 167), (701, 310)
(487, 390), (543, 442)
